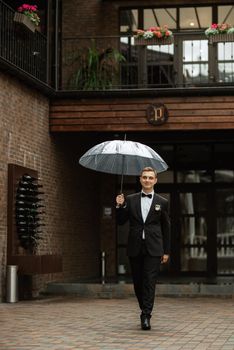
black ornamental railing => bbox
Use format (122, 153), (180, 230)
(60, 34), (234, 91)
(0, 0), (47, 83)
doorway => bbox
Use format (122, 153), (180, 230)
(116, 139), (234, 280)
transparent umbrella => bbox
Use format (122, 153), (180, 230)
(79, 139), (168, 192)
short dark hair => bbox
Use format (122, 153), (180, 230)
(140, 167), (157, 178)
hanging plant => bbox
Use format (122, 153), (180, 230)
(205, 23), (234, 43)
(14, 4), (40, 32)
(134, 25), (174, 45)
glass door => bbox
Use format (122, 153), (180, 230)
(216, 188), (234, 275)
(178, 188), (209, 274)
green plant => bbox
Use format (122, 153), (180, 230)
(67, 41), (126, 90)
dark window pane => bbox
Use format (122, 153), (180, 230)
(216, 189), (234, 215)
(180, 214), (207, 272)
(215, 170), (234, 183)
(180, 192), (207, 214)
(176, 144), (211, 169)
(178, 170), (212, 183)
(214, 144), (234, 168)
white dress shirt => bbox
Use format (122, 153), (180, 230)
(141, 191), (154, 239)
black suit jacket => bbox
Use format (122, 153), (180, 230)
(116, 192), (171, 257)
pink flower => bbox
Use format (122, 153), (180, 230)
(17, 3), (40, 26)
(17, 4), (38, 13)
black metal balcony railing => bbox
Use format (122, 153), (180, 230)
(61, 35), (234, 91)
(0, 0), (47, 83)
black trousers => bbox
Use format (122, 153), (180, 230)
(129, 241), (161, 317)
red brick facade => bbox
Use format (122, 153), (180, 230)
(0, 72), (117, 301)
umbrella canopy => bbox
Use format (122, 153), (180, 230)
(79, 139), (168, 176)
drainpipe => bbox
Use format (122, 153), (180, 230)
(101, 251), (106, 285)
(54, 0), (60, 90)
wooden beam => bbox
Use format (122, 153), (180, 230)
(49, 96), (234, 132)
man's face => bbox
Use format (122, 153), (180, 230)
(140, 171), (157, 193)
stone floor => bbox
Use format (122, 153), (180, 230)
(0, 296), (234, 350)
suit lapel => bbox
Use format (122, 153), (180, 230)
(145, 193), (158, 222)
(135, 193), (143, 222)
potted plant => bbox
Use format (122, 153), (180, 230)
(14, 3), (40, 32)
(205, 23), (234, 43)
(134, 25), (174, 45)
(66, 41), (126, 90)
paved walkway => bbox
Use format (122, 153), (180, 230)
(0, 296), (234, 350)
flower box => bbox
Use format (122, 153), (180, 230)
(134, 36), (174, 46)
(208, 33), (234, 44)
(14, 12), (36, 32)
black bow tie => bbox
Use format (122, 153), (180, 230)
(141, 193), (152, 199)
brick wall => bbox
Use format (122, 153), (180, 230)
(0, 72), (110, 300)
(62, 0), (119, 37)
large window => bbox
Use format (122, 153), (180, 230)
(119, 5), (234, 88)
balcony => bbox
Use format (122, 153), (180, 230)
(0, 0), (47, 83)
(1, 0), (234, 94)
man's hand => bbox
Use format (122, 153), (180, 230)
(161, 254), (169, 264)
(116, 194), (125, 207)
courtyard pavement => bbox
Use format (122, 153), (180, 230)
(0, 296), (234, 350)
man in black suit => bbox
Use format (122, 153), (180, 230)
(116, 167), (170, 330)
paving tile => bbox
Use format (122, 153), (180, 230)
(0, 297), (234, 349)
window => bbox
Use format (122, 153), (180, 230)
(119, 5), (234, 88)
(120, 9), (138, 33)
(217, 43), (234, 83)
(179, 7), (212, 29)
(144, 8), (177, 29)
(183, 40), (209, 85)
(218, 5), (234, 24)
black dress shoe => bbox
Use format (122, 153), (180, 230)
(141, 315), (151, 330)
